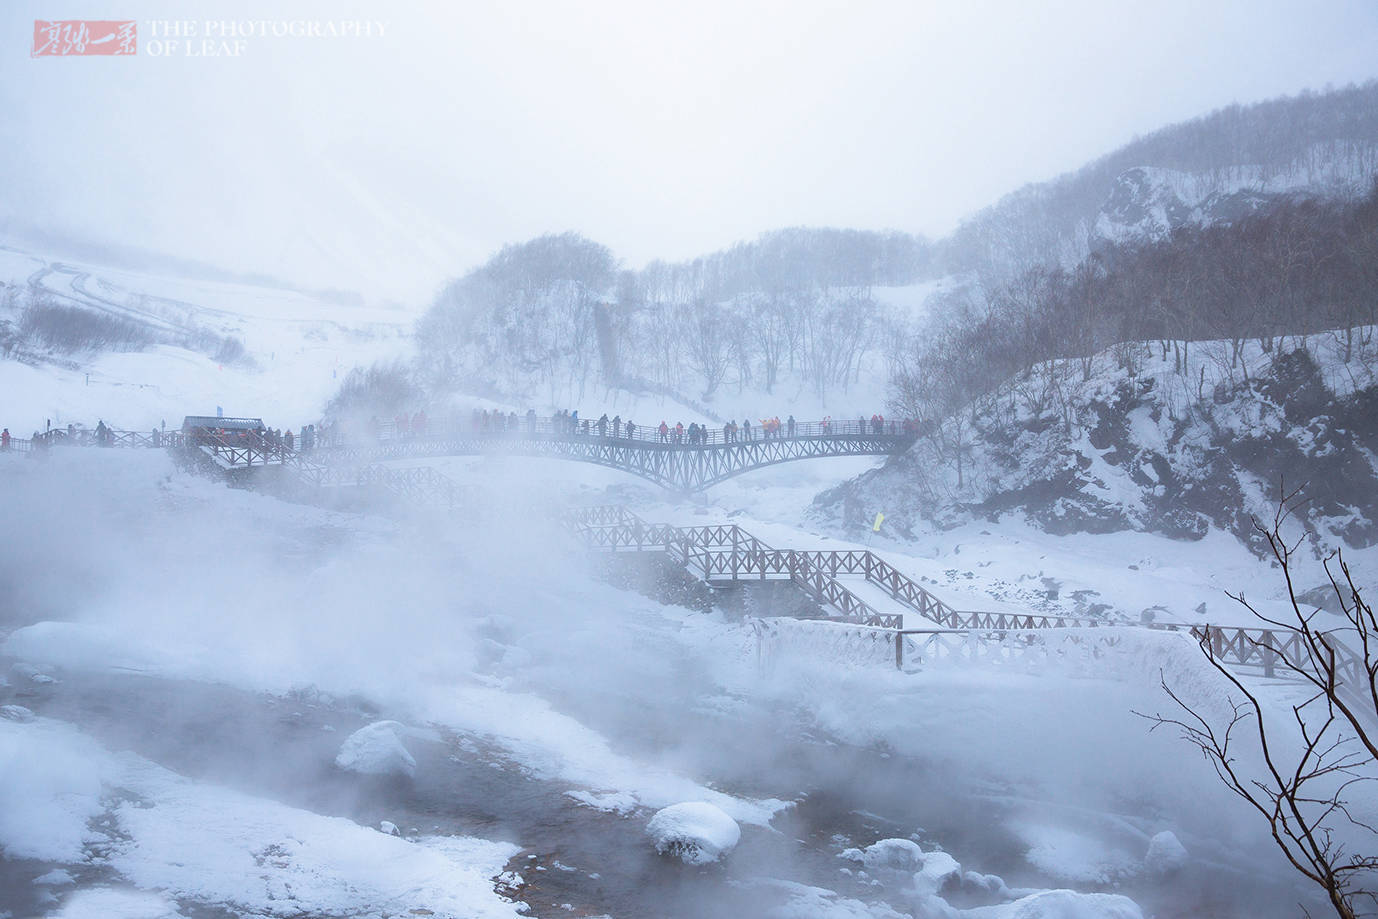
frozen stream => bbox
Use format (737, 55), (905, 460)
(1, 660), (1311, 919)
(0, 453), (1333, 918)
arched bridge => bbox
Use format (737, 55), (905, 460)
(315, 419), (913, 492)
(16, 417), (914, 492)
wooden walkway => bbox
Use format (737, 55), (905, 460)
(567, 505), (1370, 692)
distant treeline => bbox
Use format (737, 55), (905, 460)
(17, 299), (154, 353)
(415, 228), (929, 404)
(0, 284), (250, 366)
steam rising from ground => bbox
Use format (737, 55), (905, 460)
(0, 450), (1341, 917)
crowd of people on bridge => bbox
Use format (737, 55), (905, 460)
(419, 408), (916, 444)
(17, 420), (121, 451)
(2, 407), (914, 458)
(184, 421), (337, 456)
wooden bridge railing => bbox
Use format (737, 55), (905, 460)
(755, 621), (1134, 673)
(572, 505), (1371, 697)
(1150, 622), (1369, 691)
(567, 506), (1091, 631)
(569, 506), (901, 628)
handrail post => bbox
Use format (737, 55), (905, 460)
(731, 526), (739, 581)
(895, 630), (904, 670)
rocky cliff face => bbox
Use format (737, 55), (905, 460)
(816, 340), (1378, 557)
(1092, 166), (1284, 249)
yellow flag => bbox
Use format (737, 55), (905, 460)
(872, 512), (885, 532)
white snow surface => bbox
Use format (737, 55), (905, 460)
(49, 888), (185, 919)
(646, 801), (742, 864)
(0, 716), (523, 918)
(967, 889), (1144, 919)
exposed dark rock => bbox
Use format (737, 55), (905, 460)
(815, 345), (1378, 557)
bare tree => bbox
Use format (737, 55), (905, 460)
(679, 300), (732, 400)
(746, 292), (789, 395)
(1140, 494), (1378, 919)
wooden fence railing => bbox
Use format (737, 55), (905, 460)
(570, 506), (1372, 699)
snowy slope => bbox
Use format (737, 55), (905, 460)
(0, 240), (413, 434)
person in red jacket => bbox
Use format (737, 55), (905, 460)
(658, 421), (669, 443)
(0, 428), (9, 451)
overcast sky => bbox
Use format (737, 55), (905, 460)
(3, 0), (1377, 303)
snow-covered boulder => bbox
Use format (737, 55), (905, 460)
(840, 838), (961, 897)
(910, 849), (961, 898)
(962, 869), (1011, 897)
(1144, 830), (1188, 874)
(840, 837), (923, 871)
(334, 721), (416, 777)
(379, 820), (400, 836)
(0, 704), (35, 723)
(980, 889), (1143, 919)
(11, 663), (57, 685)
(646, 802), (741, 864)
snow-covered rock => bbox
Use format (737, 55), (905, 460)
(646, 802), (741, 864)
(1144, 830), (1189, 874)
(973, 889), (1143, 919)
(0, 704), (35, 723)
(334, 721), (417, 777)
(910, 848), (962, 897)
(1092, 166), (1278, 249)
(566, 789), (638, 815)
(12, 662), (57, 684)
(380, 820), (401, 836)
(962, 869), (1011, 896)
(841, 839), (960, 896)
(840, 837), (923, 871)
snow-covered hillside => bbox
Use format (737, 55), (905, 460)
(0, 240), (413, 435)
(941, 84), (1378, 278)
(817, 329), (1378, 611)
(1091, 156), (1376, 249)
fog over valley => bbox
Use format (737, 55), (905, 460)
(2, 3), (1378, 919)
